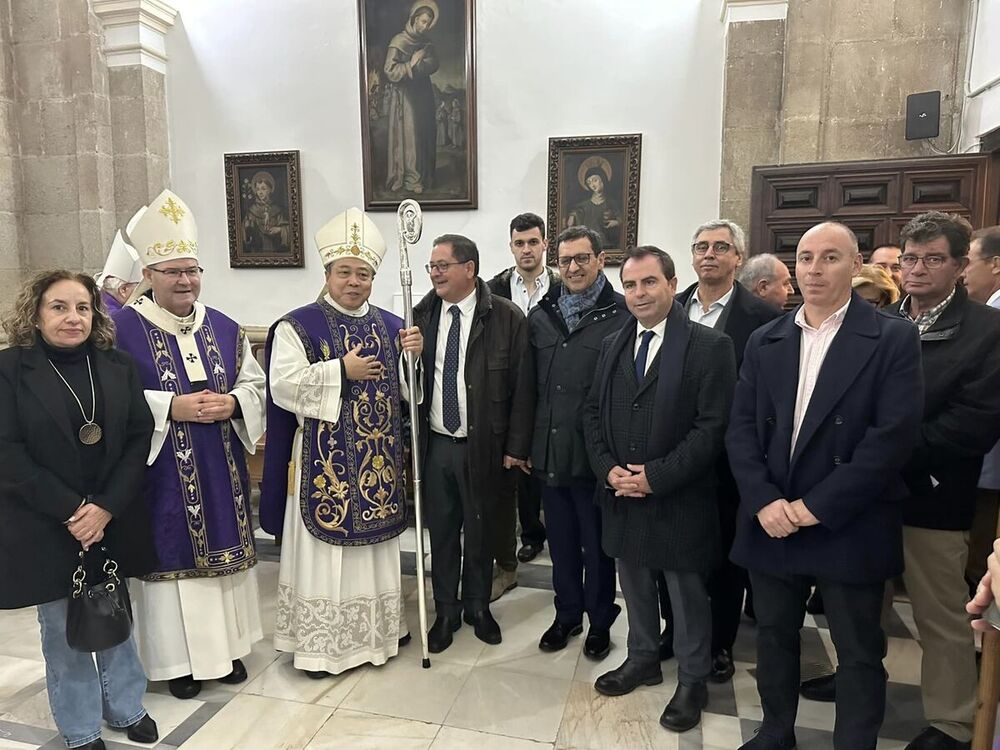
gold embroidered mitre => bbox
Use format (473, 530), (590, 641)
(130, 189), (199, 267)
(97, 205), (147, 285)
(315, 207), (386, 272)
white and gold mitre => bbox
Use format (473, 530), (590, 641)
(129, 189), (199, 267)
(315, 207), (386, 272)
(97, 206), (147, 284)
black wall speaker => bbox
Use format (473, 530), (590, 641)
(906, 91), (941, 141)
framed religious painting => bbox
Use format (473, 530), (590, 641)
(546, 134), (642, 265)
(224, 150), (304, 268)
(358, 0), (477, 211)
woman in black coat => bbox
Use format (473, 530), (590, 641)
(0, 271), (159, 750)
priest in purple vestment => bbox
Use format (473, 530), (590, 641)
(112, 189), (266, 700)
(96, 205), (146, 315)
(261, 207), (423, 677)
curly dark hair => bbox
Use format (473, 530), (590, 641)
(899, 211), (973, 259)
(2, 270), (116, 349)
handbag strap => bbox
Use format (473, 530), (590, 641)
(71, 546), (121, 599)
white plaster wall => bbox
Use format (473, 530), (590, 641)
(962, 0), (1000, 151)
(165, 0), (726, 325)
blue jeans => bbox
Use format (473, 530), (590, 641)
(36, 597), (148, 748)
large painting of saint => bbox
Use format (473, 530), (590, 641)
(359, 0), (477, 210)
(547, 134), (642, 265)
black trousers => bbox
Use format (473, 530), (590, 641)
(542, 483), (617, 629)
(750, 570), (887, 750)
(518, 471), (546, 547)
(424, 434), (491, 616)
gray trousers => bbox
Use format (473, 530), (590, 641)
(618, 559), (712, 685)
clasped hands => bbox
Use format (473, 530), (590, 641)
(66, 502), (112, 551)
(171, 390), (237, 423)
(343, 327), (423, 381)
(757, 498), (819, 538)
(607, 464), (653, 497)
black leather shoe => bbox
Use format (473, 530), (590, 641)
(583, 628), (611, 660)
(805, 588), (824, 615)
(738, 729), (797, 749)
(659, 626), (674, 661)
(659, 681), (708, 732)
(465, 609), (502, 645)
(168, 674), (202, 699)
(517, 541), (544, 563)
(124, 714), (158, 744)
(539, 620), (583, 652)
(79, 741), (107, 750)
(799, 673), (836, 702)
(305, 669), (332, 679)
(218, 658), (247, 685)
(398, 632), (412, 647)
(905, 726), (971, 749)
(594, 658), (662, 696)
(427, 614), (462, 653)
(710, 649), (736, 683)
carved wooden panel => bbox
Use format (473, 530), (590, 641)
(751, 154), (1000, 260)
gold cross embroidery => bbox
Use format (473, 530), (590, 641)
(159, 197), (185, 224)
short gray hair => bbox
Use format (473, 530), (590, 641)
(738, 253), (783, 288)
(101, 275), (125, 292)
(692, 219), (746, 258)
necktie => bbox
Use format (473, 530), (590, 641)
(635, 329), (654, 382)
(442, 306), (462, 433)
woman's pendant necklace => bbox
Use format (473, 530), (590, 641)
(48, 356), (102, 445)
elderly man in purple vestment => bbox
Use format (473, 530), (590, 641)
(260, 207), (423, 677)
(112, 189), (266, 700)
(96, 206), (146, 315)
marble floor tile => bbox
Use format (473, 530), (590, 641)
(444, 665), (572, 743)
(0, 610), (43, 663)
(400, 606), (486, 667)
(144, 638), (281, 703)
(177, 693), (332, 750)
(696, 713), (745, 750)
(340, 653), (471, 725)
(104, 690), (204, 747)
(0, 658), (45, 705)
(557, 680), (677, 750)
(0, 686), (53, 731)
(432, 726), (554, 750)
(0, 740), (36, 750)
(243, 652), (368, 705)
(305, 708), (439, 750)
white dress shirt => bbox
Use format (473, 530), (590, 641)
(509, 269), (550, 315)
(633, 316), (668, 377)
(430, 288), (477, 436)
(790, 298), (851, 457)
(686, 284), (734, 329)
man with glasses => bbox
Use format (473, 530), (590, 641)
(660, 220), (780, 682)
(870, 244), (903, 291)
(485, 212), (559, 601)
(528, 225), (627, 659)
(886, 212), (1000, 750)
(260, 207), (422, 678)
(112, 189), (266, 699)
(412, 234), (534, 652)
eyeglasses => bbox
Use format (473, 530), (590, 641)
(425, 260), (470, 274)
(150, 266), (204, 280)
(556, 253), (594, 269)
(692, 241), (734, 255)
(900, 254), (948, 269)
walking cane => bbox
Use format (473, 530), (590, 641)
(397, 199), (431, 668)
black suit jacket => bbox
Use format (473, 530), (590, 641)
(886, 286), (1000, 530)
(0, 342), (157, 609)
(584, 302), (737, 572)
(726, 294), (924, 583)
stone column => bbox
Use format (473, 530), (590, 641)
(93, 0), (175, 230)
(12, 0), (117, 274)
(0, 0), (24, 292)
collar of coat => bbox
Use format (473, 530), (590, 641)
(887, 283), (967, 342)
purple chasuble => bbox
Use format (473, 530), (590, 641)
(260, 300), (408, 546)
(113, 301), (256, 580)
(101, 290), (123, 315)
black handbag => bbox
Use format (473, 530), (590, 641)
(66, 546), (134, 653)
